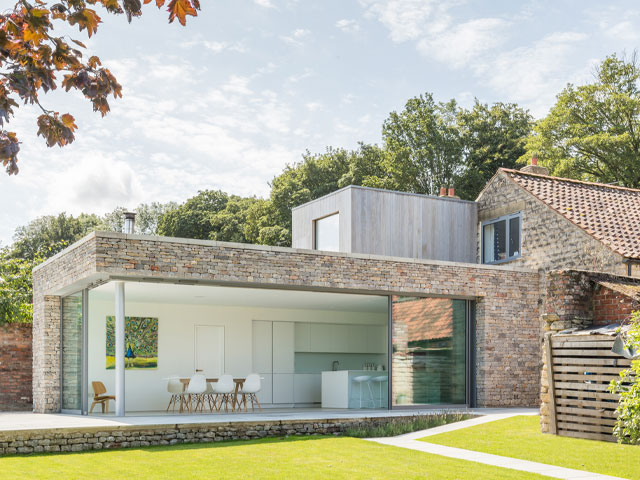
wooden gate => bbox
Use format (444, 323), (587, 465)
(546, 332), (630, 442)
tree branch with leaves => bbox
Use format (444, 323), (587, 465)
(0, 0), (200, 175)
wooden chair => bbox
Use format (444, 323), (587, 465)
(90, 381), (116, 414)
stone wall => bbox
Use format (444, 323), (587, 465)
(33, 232), (543, 412)
(1, 416), (409, 455)
(0, 324), (32, 411)
(32, 234), (97, 413)
(477, 172), (626, 275)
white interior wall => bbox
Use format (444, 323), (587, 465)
(87, 295), (386, 412)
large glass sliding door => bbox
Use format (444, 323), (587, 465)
(61, 291), (85, 412)
(391, 296), (469, 406)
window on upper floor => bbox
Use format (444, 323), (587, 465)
(482, 213), (521, 264)
(314, 213), (340, 251)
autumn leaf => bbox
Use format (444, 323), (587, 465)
(167, 0), (199, 26)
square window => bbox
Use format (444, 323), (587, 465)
(314, 213), (339, 251)
(482, 213), (521, 264)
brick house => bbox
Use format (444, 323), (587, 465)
(29, 162), (640, 417)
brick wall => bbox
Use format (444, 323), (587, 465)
(593, 285), (638, 325)
(477, 172), (626, 275)
(33, 232), (543, 412)
(0, 324), (32, 411)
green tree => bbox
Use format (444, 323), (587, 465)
(337, 143), (389, 190)
(157, 190), (229, 240)
(0, 247), (43, 324)
(209, 196), (262, 244)
(522, 53), (640, 187)
(10, 212), (101, 260)
(100, 202), (178, 235)
(382, 94), (463, 195)
(244, 199), (289, 246)
(456, 101), (533, 200)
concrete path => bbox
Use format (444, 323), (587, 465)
(367, 413), (628, 480)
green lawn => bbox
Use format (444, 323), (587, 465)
(0, 436), (551, 480)
(422, 415), (640, 480)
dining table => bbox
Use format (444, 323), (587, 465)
(178, 377), (245, 412)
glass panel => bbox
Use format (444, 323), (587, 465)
(509, 216), (520, 258)
(62, 292), (83, 411)
(483, 220), (506, 263)
(314, 213), (340, 251)
(392, 297), (466, 406)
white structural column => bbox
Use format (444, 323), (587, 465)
(114, 281), (126, 416)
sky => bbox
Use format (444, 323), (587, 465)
(1, 0), (639, 245)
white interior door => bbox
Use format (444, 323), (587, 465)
(194, 325), (225, 377)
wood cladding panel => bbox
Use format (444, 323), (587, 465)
(547, 334), (624, 443)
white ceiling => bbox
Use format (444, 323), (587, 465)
(89, 281), (388, 313)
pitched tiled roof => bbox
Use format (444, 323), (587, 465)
(501, 168), (640, 260)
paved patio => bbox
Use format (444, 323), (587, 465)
(0, 407), (537, 432)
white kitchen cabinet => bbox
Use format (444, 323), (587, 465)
(348, 325), (368, 352)
(252, 320), (273, 373)
(293, 373), (321, 403)
(272, 321), (295, 373)
(294, 323), (310, 352)
(367, 325), (387, 353)
(256, 373), (273, 405)
(272, 373), (294, 404)
(309, 323), (332, 352)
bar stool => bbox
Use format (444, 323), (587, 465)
(371, 375), (388, 408)
(352, 375), (372, 408)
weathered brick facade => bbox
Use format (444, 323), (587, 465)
(477, 172), (626, 275)
(33, 232), (542, 412)
(0, 324), (32, 411)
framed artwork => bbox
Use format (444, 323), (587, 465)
(106, 316), (158, 369)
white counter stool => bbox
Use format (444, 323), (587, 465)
(371, 375), (388, 408)
(352, 375), (373, 409)
(166, 376), (185, 413)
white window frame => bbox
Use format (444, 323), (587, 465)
(481, 212), (522, 265)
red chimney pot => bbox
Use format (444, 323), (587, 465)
(439, 187), (447, 197)
(448, 187), (455, 197)
(531, 156), (538, 166)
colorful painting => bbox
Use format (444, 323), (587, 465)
(106, 316), (158, 369)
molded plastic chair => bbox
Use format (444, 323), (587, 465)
(352, 375), (372, 409)
(203, 381), (217, 412)
(238, 374), (262, 412)
(90, 381), (115, 414)
(166, 376), (185, 413)
(186, 373), (207, 413)
(212, 374), (236, 412)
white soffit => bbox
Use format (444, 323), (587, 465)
(89, 281), (388, 313)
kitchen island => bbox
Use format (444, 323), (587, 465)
(321, 370), (388, 409)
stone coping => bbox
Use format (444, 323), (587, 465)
(34, 230), (535, 275)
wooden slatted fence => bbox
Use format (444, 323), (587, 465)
(547, 333), (629, 442)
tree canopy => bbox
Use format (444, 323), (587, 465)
(0, 0), (199, 175)
(522, 53), (640, 187)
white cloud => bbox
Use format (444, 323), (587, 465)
(417, 18), (508, 68)
(254, 0), (275, 7)
(336, 19), (360, 33)
(180, 39), (246, 54)
(359, 0), (457, 42)
(474, 32), (588, 116)
(305, 102), (322, 112)
(280, 28), (311, 47)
